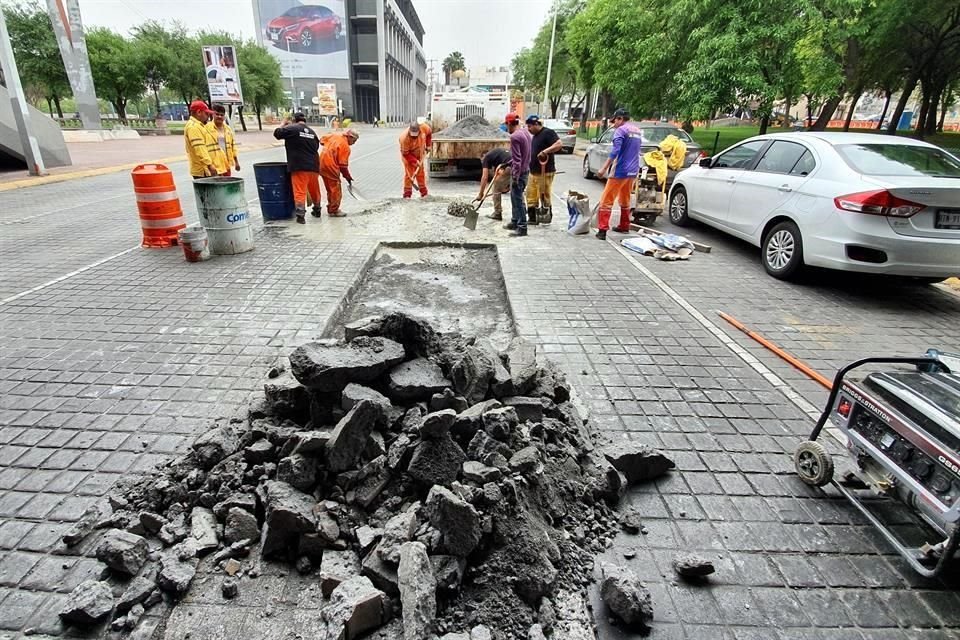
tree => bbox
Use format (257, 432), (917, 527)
(130, 21), (183, 116)
(86, 28), (145, 122)
(512, 2), (582, 118)
(236, 40), (283, 130)
(442, 51), (465, 86)
(3, 0), (70, 117)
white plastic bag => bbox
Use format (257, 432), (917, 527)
(565, 191), (591, 235)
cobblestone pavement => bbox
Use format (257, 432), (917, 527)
(1, 133), (959, 639)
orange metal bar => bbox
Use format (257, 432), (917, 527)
(717, 311), (834, 390)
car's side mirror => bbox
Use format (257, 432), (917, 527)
(591, 137), (599, 143)
(699, 157), (713, 168)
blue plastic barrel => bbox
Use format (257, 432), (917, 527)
(253, 162), (295, 221)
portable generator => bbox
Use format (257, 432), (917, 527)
(794, 350), (960, 577)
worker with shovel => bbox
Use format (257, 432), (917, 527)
(319, 129), (359, 217)
(399, 122), (429, 198)
(524, 114), (562, 225)
(476, 147), (512, 220)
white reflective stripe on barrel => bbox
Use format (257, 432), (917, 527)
(140, 216), (187, 229)
(136, 191), (179, 203)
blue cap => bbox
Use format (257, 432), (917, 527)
(525, 114), (541, 125)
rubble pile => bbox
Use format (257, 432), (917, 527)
(59, 312), (675, 639)
(435, 115), (510, 140)
(446, 200), (475, 218)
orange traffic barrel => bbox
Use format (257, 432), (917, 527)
(132, 164), (187, 248)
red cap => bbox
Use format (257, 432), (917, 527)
(189, 99), (213, 114)
(504, 113), (520, 125)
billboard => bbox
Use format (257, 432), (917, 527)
(202, 45), (243, 104)
(255, 1), (349, 80)
(316, 83), (338, 116)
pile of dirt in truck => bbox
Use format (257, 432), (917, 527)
(436, 115), (509, 140)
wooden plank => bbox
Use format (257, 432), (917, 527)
(629, 224), (713, 253)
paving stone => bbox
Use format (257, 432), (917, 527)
(290, 337), (405, 391)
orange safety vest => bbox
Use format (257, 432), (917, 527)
(320, 133), (351, 177)
(399, 129), (427, 162)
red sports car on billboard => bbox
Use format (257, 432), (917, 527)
(266, 5), (343, 51)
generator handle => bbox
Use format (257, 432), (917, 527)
(809, 356), (950, 441)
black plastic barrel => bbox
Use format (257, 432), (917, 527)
(253, 162), (294, 221)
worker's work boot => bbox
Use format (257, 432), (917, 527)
(509, 227), (528, 237)
(487, 210), (502, 221)
(503, 222), (517, 231)
(295, 207), (306, 224)
(310, 205), (322, 218)
(539, 207), (553, 224)
(419, 188), (429, 198)
(595, 229), (607, 240)
(402, 190), (412, 199)
(526, 206), (539, 226)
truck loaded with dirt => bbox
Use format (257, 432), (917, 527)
(428, 92), (512, 179)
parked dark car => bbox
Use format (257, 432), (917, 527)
(583, 123), (703, 184)
(266, 5), (343, 51)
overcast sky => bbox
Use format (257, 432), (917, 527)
(75, 0), (551, 67)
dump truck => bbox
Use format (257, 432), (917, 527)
(427, 91), (511, 179)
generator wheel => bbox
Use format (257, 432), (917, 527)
(794, 441), (834, 487)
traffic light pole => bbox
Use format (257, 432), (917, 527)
(0, 9), (47, 176)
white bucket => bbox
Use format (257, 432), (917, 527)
(178, 226), (210, 262)
(193, 177), (255, 255)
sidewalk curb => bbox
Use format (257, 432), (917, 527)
(0, 142), (281, 193)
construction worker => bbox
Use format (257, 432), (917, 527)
(399, 122), (429, 198)
(504, 112), (532, 237)
(476, 147), (511, 220)
(596, 108), (644, 240)
(524, 114), (562, 225)
(184, 100), (220, 179)
(208, 105), (240, 176)
(273, 112), (321, 224)
(319, 129), (359, 217)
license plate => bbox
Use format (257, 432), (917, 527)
(936, 209), (960, 229)
(270, 33), (279, 41)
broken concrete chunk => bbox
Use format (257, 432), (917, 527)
(466, 430), (511, 463)
(387, 358), (452, 402)
(96, 529), (149, 575)
(461, 461), (502, 484)
(619, 509), (643, 535)
(431, 554), (466, 594)
(407, 434), (466, 488)
(321, 549), (363, 598)
(258, 480), (318, 557)
(450, 346), (495, 406)
(321, 576), (386, 640)
(672, 554), (716, 578)
(192, 424), (240, 470)
(277, 453), (319, 492)
(528, 624), (547, 640)
(378, 508), (418, 566)
(476, 338), (513, 399)
(62, 502), (111, 547)
(138, 511), (166, 535)
(470, 625), (494, 640)
(398, 541), (436, 640)
(501, 396), (544, 424)
(60, 580), (114, 624)
(285, 430), (333, 457)
(224, 558), (242, 576)
(376, 311), (445, 358)
(326, 400), (382, 473)
(430, 388), (469, 414)
(424, 485), (481, 557)
(509, 446), (541, 475)
(362, 543), (399, 595)
(453, 400), (502, 441)
(222, 576), (239, 599)
(214, 491), (256, 519)
(315, 509), (341, 544)
(482, 406), (519, 441)
(344, 315), (384, 342)
(356, 526), (383, 555)
(290, 336), (405, 391)
(604, 444), (676, 485)
(386, 433), (414, 471)
(157, 551), (198, 595)
(222, 506), (259, 546)
(365, 431), (387, 459)
(263, 370), (309, 422)
(342, 383), (393, 430)
(506, 337), (539, 395)
(116, 576), (155, 614)
(352, 455), (392, 509)
(190, 507), (219, 553)
(243, 439), (276, 465)
(420, 409), (457, 439)
(600, 563), (654, 630)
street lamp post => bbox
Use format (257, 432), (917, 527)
(543, 0), (558, 117)
(285, 38), (299, 111)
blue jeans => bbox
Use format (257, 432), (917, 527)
(511, 172), (529, 229)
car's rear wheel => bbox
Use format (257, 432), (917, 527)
(300, 28), (313, 49)
(668, 186), (690, 226)
(582, 156), (595, 180)
(762, 220), (804, 280)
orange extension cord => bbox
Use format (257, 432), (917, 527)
(717, 311), (834, 390)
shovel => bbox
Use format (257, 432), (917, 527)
(346, 181), (365, 201)
(464, 165), (506, 230)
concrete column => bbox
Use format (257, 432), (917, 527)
(0, 9), (47, 175)
(45, 0), (100, 130)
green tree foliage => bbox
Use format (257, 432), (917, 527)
(2, 0), (70, 117)
(131, 21), (178, 115)
(236, 40), (284, 130)
(86, 27), (145, 123)
(442, 51), (465, 85)
(511, 1), (582, 118)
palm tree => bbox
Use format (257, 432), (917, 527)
(442, 51), (465, 86)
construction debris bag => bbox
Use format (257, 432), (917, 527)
(565, 191), (591, 235)
(648, 233), (695, 253)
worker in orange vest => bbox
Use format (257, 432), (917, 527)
(319, 129), (359, 216)
(399, 121), (432, 198)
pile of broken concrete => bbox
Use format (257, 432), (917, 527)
(59, 312), (675, 639)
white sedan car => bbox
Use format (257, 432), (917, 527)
(668, 132), (960, 281)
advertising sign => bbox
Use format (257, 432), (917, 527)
(316, 83), (338, 116)
(202, 45), (243, 104)
(254, 0), (349, 80)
